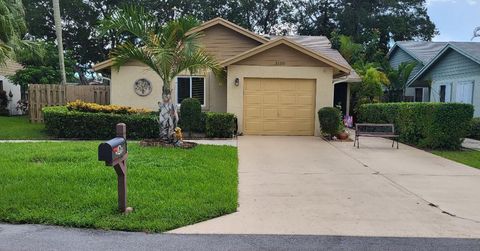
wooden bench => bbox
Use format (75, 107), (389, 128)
(354, 123), (399, 149)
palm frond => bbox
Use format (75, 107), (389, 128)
(99, 5), (158, 43)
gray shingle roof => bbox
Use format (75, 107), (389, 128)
(394, 41), (448, 64)
(269, 35), (361, 82)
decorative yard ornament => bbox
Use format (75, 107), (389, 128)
(133, 78), (152, 96)
(173, 127), (184, 147)
(158, 94), (178, 142)
(472, 26), (480, 41)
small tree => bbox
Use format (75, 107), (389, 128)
(100, 6), (221, 142)
(180, 98), (202, 137)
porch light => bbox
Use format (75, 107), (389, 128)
(234, 78), (240, 86)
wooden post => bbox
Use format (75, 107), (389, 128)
(113, 123), (132, 213)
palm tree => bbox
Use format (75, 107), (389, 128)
(52, 0), (67, 84)
(0, 0), (27, 65)
(386, 61), (417, 101)
(100, 6), (221, 141)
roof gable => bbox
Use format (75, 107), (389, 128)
(221, 38), (350, 76)
(186, 17), (268, 44)
(408, 44), (480, 86)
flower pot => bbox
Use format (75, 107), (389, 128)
(337, 131), (349, 140)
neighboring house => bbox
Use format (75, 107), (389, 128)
(388, 41), (480, 117)
(93, 18), (360, 136)
(0, 59), (23, 115)
(387, 41), (447, 102)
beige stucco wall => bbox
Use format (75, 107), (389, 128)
(227, 65), (334, 136)
(110, 65), (226, 112)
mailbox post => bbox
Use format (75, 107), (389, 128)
(98, 123), (132, 213)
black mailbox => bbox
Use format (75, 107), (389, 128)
(98, 137), (127, 165)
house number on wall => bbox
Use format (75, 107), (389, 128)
(275, 60), (285, 66)
(134, 78), (152, 96)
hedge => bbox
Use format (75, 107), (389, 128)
(44, 106), (236, 139)
(43, 106), (158, 139)
(205, 112), (236, 138)
(470, 118), (480, 140)
(358, 102), (474, 149)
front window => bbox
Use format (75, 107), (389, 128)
(176, 76), (205, 105)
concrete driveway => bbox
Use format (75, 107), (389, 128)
(171, 136), (480, 238)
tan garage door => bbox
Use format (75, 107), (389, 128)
(244, 78), (316, 136)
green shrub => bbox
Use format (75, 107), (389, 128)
(205, 112), (235, 138)
(358, 103), (474, 149)
(179, 98), (202, 136)
(318, 107), (342, 138)
(470, 118), (480, 140)
(67, 100), (150, 114)
(43, 106), (158, 139)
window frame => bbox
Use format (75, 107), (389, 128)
(175, 76), (206, 106)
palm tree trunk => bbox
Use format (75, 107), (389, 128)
(52, 0), (67, 84)
(158, 84), (177, 141)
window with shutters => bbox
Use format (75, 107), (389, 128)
(176, 76), (205, 105)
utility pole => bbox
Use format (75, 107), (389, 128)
(52, 0), (67, 84)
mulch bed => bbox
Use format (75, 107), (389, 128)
(139, 139), (198, 149)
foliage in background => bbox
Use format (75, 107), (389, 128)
(66, 100), (150, 114)
(9, 42), (77, 89)
(43, 106), (158, 139)
(205, 112), (236, 138)
(318, 107), (343, 138)
(470, 118), (480, 140)
(385, 61), (418, 102)
(0, 0), (27, 64)
(352, 66), (390, 113)
(358, 103), (474, 149)
(22, 0), (436, 68)
(179, 98), (202, 137)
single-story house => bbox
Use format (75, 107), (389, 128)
(388, 41), (480, 117)
(93, 18), (360, 136)
(0, 59), (23, 115)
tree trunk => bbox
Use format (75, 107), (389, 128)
(52, 0), (67, 84)
(158, 85), (178, 142)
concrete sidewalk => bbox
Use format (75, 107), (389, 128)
(171, 136), (480, 238)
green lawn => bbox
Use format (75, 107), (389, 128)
(432, 149), (480, 170)
(0, 142), (238, 232)
(0, 116), (48, 139)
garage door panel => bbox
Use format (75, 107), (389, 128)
(278, 95), (296, 105)
(263, 95), (278, 104)
(244, 78), (316, 136)
(263, 108), (278, 119)
(245, 108), (262, 118)
(244, 95), (262, 104)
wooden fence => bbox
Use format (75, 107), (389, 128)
(28, 84), (110, 123)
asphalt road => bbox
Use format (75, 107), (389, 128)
(1, 224), (480, 251)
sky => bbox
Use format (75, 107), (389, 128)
(427, 0), (480, 41)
